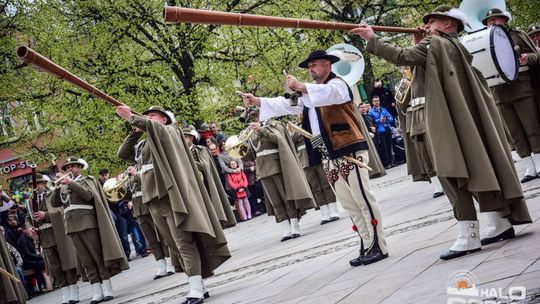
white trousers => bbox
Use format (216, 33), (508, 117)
(326, 150), (388, 254)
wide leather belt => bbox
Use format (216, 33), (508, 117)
(297, 144), (306, 151)
(138, 164), (154, 174)
(132, 191), (142, 198)
(256, 149), (279, 157)
(407, 97), (426, 112)
(519, 66), (529, 72)
(38, 223), (53, 230)
(64, 204), (94, 213)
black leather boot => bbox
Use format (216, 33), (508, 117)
(349, 240), (364, 267)
(180, 297), (204, 304)
(362, 245), (388, 265)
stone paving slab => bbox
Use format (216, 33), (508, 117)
(29, 157), (540, 304)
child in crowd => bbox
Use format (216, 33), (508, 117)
(226, 160), (251, 221)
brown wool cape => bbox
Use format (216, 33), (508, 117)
(368, 33), (531, 223)
(82, 177), (130, 275)
(265, 121), (316, 210)
(424, 35), (530, 222)
(143, 119), (231, 278)
(0, 233), (27, 304)
(192, 145), (237, 229)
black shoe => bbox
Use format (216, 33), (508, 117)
(154, 274), (167, 280)
(180, 297), (204, 304)
(204, 291), (209, 299)
(166, 271), (175, 276)
(103, 296), (113, 302)
(349, 256), (363, 267)
(440, 248), (481, 260)
(280, 236), (292, 242)
(320, 219), (330, 225)
(139, 252), (149, 258)
(291, 233), (300, 238)
(480, 227), (515, 246)
(362, 248), (388, 265)
(433, 192), (444, 198)
(90, 299), (103, 304)
(520, 175), (537, 183)
(329, 216), (339, 222)
(68, 301), (79, 304)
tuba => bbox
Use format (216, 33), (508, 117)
(102, 172), (129, 203)
(224, 127), (255, 159)
(459, 0), (507, 33)
(326, 43), (365, 86)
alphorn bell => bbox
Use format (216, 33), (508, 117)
(16, 46), (139, 115)
(163, 7), (423, 34)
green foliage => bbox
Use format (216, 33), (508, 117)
(1, 0), (539, 175)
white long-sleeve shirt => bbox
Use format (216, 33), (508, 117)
(259, 78), (351, 136)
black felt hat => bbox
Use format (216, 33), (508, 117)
(298, 50), (340, 69)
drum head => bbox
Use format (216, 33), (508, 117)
(490, 25), (518, 82)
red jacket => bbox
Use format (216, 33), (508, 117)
(226, 171), (248, 199)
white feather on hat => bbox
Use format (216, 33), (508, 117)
(79, 158), (89, 170)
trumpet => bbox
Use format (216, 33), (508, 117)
(51, 172), (74, 186)
(47, 172), (74, 191)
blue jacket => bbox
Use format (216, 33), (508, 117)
(368, 107), (394, 134)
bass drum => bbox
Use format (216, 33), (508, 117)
(461, 25), (518, 87)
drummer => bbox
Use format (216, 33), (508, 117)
(483, 8), (540, 183)
(527, 24), (540, 52)
(351, 4), (532, 260)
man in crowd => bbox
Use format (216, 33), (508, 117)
(369, 95), (394, 169)
(243, 49), (389, 266)
(370, 79), (397, 122)
(25, 173), (79, 304)
(209, 122), (226, 146)
(352, 4), (531, 260)
(51, 157), (128, 304)
(117, 105), (231, 304)
(98, 169), (109, 186)
(483, 8), (540, 183)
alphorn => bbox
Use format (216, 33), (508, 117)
(16, 46), (139, 115)
(287, 121), (373, 171)
(163, 7), (422, 34)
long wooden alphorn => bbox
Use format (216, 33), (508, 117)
(163, 7), (422, 34)
(16, 46), (139, 115)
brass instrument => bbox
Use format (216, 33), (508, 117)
(48, 172), (74, 190)
(287, 121), (372, 171)
(102, 172), (129, 203)
(224, 128), (256, 159)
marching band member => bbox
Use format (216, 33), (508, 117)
(51, 157), (128, 304)
(246, 120), (315, 241)
(24, 173), (79, 304)
(117, 105), (231, 304)
(352, 5), (532, 260)
(483, 8), (540, 183)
